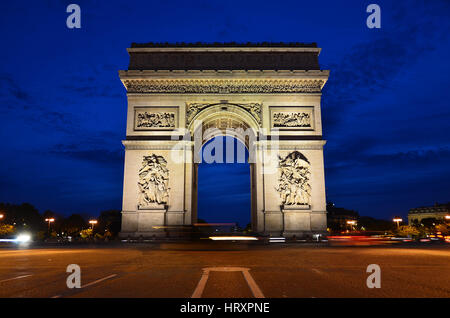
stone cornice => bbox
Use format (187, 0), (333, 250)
(122, 140), (194, 150)
(122, 139), (326, 150)
(119, 70), (329, 94)
(128, 47), (321, 53)
(119, 69), (329, 79)
(256, 140), (327, 150)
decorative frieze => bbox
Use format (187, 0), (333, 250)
(270, 106), (314, 130)
(123, 79), (324, 94)
(134, 106), (179, 130)
(273, 112), (312, 128)
(136, 111), (175, 128)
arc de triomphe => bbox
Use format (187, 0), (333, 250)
(119, 43), (329, 238)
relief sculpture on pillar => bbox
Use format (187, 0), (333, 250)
(137, 154), (169, 208)
(276, 151), (311, 206)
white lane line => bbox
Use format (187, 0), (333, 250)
(191, 270), (210, 298)
(0, 274), (32, 284)
(81, 274), (117, 289)
(191, 267), (265, 298)
(241, 270), (265, 298)
(51, 274), (118, 298)
(311, 268), (324, 275)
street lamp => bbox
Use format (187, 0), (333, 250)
(45, 218), (55, 232)
(445, 215), (450, 220)
(0, 214), (4, 220)
(393, 217), (403, 228)
(89, 220), (98, 238)
(347, 220), (356, 232)
(89, 220), (98, 230)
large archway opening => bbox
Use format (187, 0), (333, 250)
(197, 136), (251, 232)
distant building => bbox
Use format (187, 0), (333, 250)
(408, 203), (450, 224)
(326, 202), (359, 232)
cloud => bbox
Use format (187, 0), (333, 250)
(59, 64), (125, 99)
(48, 131), (124, 166)
(322, 0), (450, 132)
(326, 144), (450, 176)
(0, 73), (78, 134)
(319, 1), (450, 217)
(50, 144), (124, 165)
(0, 74), (32, 103)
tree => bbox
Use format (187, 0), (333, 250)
(0, 203), (43, 232)
(80, 228), (92, 239)
(396, 225), (420, 238)
(0, 224), (15, 236)
(97, 210), (121, 237)
(61, 214), (86, 235)
(435, 224), (450, 235)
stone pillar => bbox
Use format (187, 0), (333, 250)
(120, 141), (192, 238)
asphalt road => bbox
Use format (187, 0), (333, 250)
(0, 243), (449, 298)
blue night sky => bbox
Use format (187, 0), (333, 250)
(0, 1), (449, 225)
(198, 137), (250, 225)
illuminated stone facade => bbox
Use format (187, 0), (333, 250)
(119, 43), (329, 238)
(408, 203), (450, 224)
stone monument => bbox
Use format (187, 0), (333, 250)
(119, 42), (329, 238)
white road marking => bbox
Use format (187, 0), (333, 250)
(191, 270), (210, 298)
(51, 274), (117, 298)
(311, 268), (324, 275)
(81, 274), (117, 288)
(0, 274), (32, 284)
(191, 267), (265, 298)
(241, 270), (265, 298)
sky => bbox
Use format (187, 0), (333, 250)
(198, 137), (250, 226)
(0, 0), (449, 225)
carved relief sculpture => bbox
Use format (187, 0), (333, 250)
(273, 112), (311, 128)
(276, 151), (311, 206)
(138, 154), (169, 207)
(136, 111), (175, 128)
